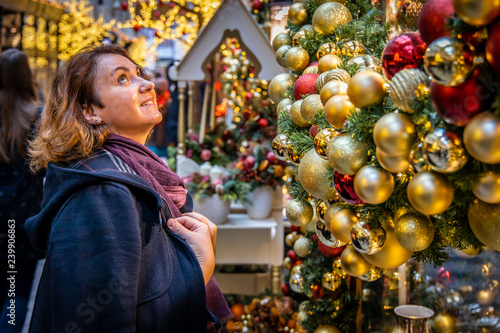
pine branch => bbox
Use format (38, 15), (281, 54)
(289, 180), (309, 201)
(290, 131), (314, 157)
(313, 110), (331, 131)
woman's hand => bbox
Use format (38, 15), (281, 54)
(182, 212), (217, 254)
(167, 215), (215, 285)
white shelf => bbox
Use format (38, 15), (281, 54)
(217, 213), (277, 230)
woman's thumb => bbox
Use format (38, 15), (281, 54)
(167, 219), (183, 235)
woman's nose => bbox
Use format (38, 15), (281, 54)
(140, 78), (154, 92)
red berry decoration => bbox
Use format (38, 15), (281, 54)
(293, 73), (319, 101)
(333, 171), (364, 205)
(417, 0), (454, 45)
(154, 10), (161, 18)
(252, 0), (264, 11)
(258, 118), (269, 127)
(486, 19), (500, 76)
(120, 1), (128, 10)
(318, 240), (346, 258)
(382, 32), (426, 80)
(200, 149), (212, 161)
(430, 69), (491, 127)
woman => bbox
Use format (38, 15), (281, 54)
(0, 48), (45, 332)
(27, 45), (231, 332)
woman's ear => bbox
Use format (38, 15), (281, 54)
(82, 105), (102, 125)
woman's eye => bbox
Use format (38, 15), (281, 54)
(118, 74), (128, 83)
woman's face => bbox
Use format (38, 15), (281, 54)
(93, 54), (162, 144)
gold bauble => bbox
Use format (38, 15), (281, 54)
(294, 237), (312, 257)
(482, 262), (496, 279)
(359, 265), (383, 282)
(313, 325), (342, 333)
(277, 97), (293, 115)
(285, 47), (310, 72)
(303, 66), (319, 74)
(330, 209), (358, 243)
(324, 95), (356, 129)
(347, 71), (387, 108)
(286, 144), (303, 166)
(348, 55), (382, 73)
(300, 94), (324, 123)
(460, 244), (482, 256)
(276, 45), (292, 67)
(341, 41), (365, 57)
(452, 0), (500, 26)
(328, 135), (368, 175)
(433, 312), (458, 333)
(316, 69), (351, 92)
(272, 33), (292, 51)
(318, 54), (343, 74)
(475, 288), (498, 306)
(298, 149), (337, 200)
(468, 199), (500, 251)
(395, 212), (434, 252)
(321, 272), (341, 291)
(376, 147), (410, 174)
(320, 80), (348, 105)
(464, 112), (500, 164)
(290, 100), (311, 127)
(354, 165), (395, 204)
(312, 2), (352, 36)
(373, 112), (417, 157)
(473, 171), (500, 204)
(286, 199), (314, 227)
(285, 231), (302, 247)
(288, 3), (309, 25)
(314, 127), (341, 160)
(407, 171), (454, 215)
(389, 69), (430, 112)
(272, 133), (291, 161)
(341, 245), (371, 277)
(269, 73), (296, 104)
(293, 25), (315, 47)
(362, 221), (413, 269)
(324, 203), (344, 227)
(317, 42), (340, 60)
(316, 200), (328, 222)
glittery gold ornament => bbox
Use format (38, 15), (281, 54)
(320, 80), (348, 105)
(407, 171), (454, 215)
(341, 245), (371, 277)
(318, 54), (343, 74)
(354, 165), (394, 204)
(285, 231), (302, 247)
(330, 209), (358, 243)
(312, 2), (352, 36)
(433, 312), (458, 333)
(288, 3), (309, 25)
(294, 237), (312, 257)
(324, 203), (344, 227)
(376, 147), (410, 174)
(347, 71), (387, 108)
(389, 68), (430, 112)
(303, 66), (319, 74)
(314, 325), (342, 333)
(468, 199), (500, 251)
(473, 171), (500, 204)
(317, 42), (340, 60)
(323, 95), (356, 129)
(286, 199), (314, 227)
(272, 32), (292, 51)
(285, 144), (302, 166)
(285, 47), (310, 72)
(300, 94), (324, 123)
(452, 0), (500, 26)
(272, 133), (291, 161)
(290, 100), (311, 127)
(395, 212), (434, 252)
(322, 272), (341, 291)
(350, 220), (387, 255)
(327, 135), (368, 175)
(316, 69), (351, 92)
(341, 41), (366, 57)
(362, 220), (413, 269)
(314, 127), (341, 160)
(373, 112), (416, 156)
(464, 112), (500, 164)
(423, 128), (468, 173)
(269, 73), (296, 104)
(277, 98), (293, 115)
(424, 37), (473, 87)
(359, 265), (383, 282)
(348, 55), (382, 73)
(276, 45), (292, 67)
(298, 149), (337, 200)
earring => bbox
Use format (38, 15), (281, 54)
(95, 119), (99, 123)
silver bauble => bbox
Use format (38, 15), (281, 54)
(423, 128), (468, 173)
(350, 220), (387, 255)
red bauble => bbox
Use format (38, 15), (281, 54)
(317, 239), (346, 258)
(281, 282), (290, 295)
(333, 171), (364, 205)
(120, 1), (128, 10)
(258, 118), (269, 127)
(309, 124), (320, 138)
(252, 0), (264, 11)
(154, 10), (161, 18)
(266, 151), (278, 163)
(201, 149), (212, 161)
(290, 225), (300, 232)
(286, 249), (297, 261)
(245, 155), (256, 168)
(133, 24), (142, 32)
(417, 0), (454, 45)
(381, 32), (427, 80)
(486, 19), (500, 75)
(293, 73), (319, 101)
(313, 284), (324, 299)
(430, 69), (491, 127)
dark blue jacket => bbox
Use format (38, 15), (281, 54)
(25, 150), (211, 332)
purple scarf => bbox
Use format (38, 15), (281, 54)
(103, 134), (232, 328)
